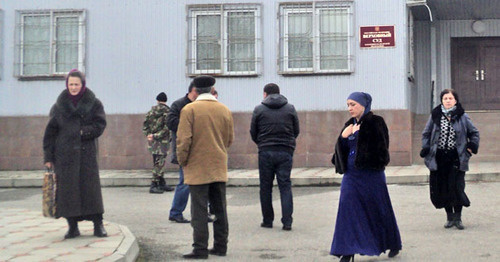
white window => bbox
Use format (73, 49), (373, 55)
(14, 10), (86, 78)
(187, 4), (261, 76)
(279, 2), (354, 74)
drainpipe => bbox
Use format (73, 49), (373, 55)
(407, 0), (435, 110)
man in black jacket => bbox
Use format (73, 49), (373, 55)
(250, 83), (300, 231)
(166, 82), (198, 223)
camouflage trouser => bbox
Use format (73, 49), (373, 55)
(152, 154), (167, 182)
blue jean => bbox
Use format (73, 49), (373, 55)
(169, 167), (190, 218)
(258, 150), (294, 226)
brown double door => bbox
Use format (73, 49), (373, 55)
(451, 37), (500, 110)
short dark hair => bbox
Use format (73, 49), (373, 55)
(440, 88), (459, 103)
(264, 83), (280, 95)
(188, 82), (195, 93)
(196, 86), (212, 95)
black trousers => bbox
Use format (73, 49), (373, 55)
(189, 182), (228, 254)
(430, 149), (470, 209)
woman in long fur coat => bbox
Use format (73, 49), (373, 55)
(330, 92), (402, 262)
(43, 69), (107, 239)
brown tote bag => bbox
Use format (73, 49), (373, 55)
(42, 168), (57, 218)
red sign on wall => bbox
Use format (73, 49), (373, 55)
(360, 26), (395, 48)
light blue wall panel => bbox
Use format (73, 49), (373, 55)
(414, 21), (432, 114)
(0, 0), (409, 116)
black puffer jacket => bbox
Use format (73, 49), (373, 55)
(250, 94), (300, 153)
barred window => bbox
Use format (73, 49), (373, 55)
(279, 1), (354, 74)
(187, 4), (261, 76)
(14, 10), (86, 78)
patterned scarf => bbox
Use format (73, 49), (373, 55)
(441, 104), (456, 118)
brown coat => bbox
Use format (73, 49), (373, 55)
(177, 94), (234, 185)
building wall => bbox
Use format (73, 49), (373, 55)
(0, 0), (409, 116)
(0, 109), (412, 170)
(0, 0), (416, 170)
(413, 21), (432, 114)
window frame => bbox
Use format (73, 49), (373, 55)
(15, 9), (86, 79)
(279, 1), (354, 75)
(187, 4), (261, 76)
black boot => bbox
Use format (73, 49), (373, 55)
(454, 212), (464, 230)
(159, 176), (174, 192)
(64, 218), (80, 239)
(149, 181), (164, 194)
(93, 219), (108, 237)
(340, 255), (354, 262)
(444, 212), (454, 228)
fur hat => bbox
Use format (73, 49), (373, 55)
(193, 75), (216, 88)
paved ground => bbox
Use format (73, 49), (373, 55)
(0, 208), (138, 261)
(0, 180), (499, 261)
(1, 162), (499, 188)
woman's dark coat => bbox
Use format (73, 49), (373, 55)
(421, 103), (480, 171)
(332, 112), (390, 174)
(43, 88), (106, 218)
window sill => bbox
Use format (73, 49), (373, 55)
(278, 71), (353, 76)
(16, 75), (66, 81)
(187, 73), (260, 78)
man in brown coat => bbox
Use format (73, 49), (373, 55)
(177, 75), (234, 259)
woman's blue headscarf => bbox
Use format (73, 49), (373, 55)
(347, 92), (372, 119)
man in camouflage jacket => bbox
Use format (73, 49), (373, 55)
(143, 92), (174, 193)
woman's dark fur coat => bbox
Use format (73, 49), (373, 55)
(332, 112), (390, 174)
(43, 88), (106, 218)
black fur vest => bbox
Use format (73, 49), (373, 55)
(332, 112), (390, 174)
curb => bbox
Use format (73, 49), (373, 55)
(99, 225), (140, 262)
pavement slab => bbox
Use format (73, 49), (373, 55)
(0, 208), (138, 262)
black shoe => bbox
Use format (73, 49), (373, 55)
(260, 222), (272, 228)
(169, 216), (190, 223)
(64, 228), (80, 239)
(163, 185), (175, 192)
(93, 220), (108, 237)
(454, 212), (465, 230)
(158, 177), (174, 192)
(282, 225), (292, 231)
(340, 255), (354, 262)
(444, 220), (454, 228)
(209, 248), (226, 256)
(182, 252), (208, 259)
(444, 212), (454, 228)
(64, 218), (80, 239)
(388, 249), (399, 258)
(149, 182), (164, 194)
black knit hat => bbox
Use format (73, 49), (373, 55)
(193, 75), (216, 88)
(156, 92), (167, 102)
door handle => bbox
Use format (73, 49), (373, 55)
(475, 70), (479, 80)
(481, 70), (485, 81)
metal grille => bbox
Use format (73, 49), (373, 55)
(187, 4), (262, 76)
(14, 9), (86, 78)
(278, 1), (354, 74)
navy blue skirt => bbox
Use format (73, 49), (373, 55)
(330, 133), (402, 257)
